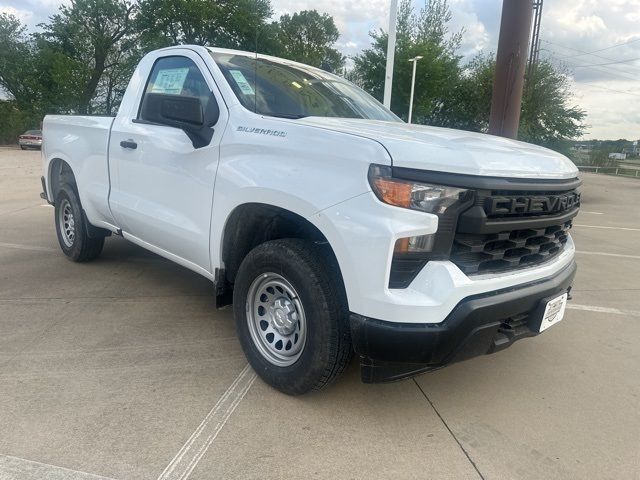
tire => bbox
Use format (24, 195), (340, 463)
(54, 183), (104, 262)
(233, 239), (352, 395)
(20, 146), (26, 150)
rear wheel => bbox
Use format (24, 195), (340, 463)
(54, 183), (104, 262)
(233, 239), (352, 395)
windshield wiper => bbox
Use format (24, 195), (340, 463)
(267, 113), (307, 119)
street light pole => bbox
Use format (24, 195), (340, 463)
(408, 56), (423, 124)
(383, 0), (398, 109)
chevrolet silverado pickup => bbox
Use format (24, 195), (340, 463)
(41, 45), (580, 395)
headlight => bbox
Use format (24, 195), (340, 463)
(368, 164), (471, 288)
(368, 164), (467, 214)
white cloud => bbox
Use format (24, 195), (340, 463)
(272, 0), (388, 25)
(572, 79), (640, 139)
(0, 5), (34, 24)
(0, 0), (70, 30)
(447, 0), (494, 57)
(539, 0), (640, 138)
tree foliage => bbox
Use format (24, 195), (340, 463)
(273, 11), (344, 72)
(136, 3), (343, 70)
(433, 53), (494, 131)
(520, 61), (586, 152)
(137, 0), (272, 51)
(0, 100), (42, 143)
(351, 0), (461, 122)
(0, 14), (41, 110)
(446, 54), (586, 151)
(36, 0), (138, 114)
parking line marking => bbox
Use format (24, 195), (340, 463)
(580, 211), (604, 215)
(0, 454), (116, 480)
(568, 304), (640, 317)
(574, 224), (640, 232)
(576, 250), (640, 260)
(0, 242), (57, 252)
(157, 364), (257, 480)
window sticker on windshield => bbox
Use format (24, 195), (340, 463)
(151, 67), (189, 94)
(230, 70), (255, 95)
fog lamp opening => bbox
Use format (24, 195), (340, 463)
(394, 234), (435, 254)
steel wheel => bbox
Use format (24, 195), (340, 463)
(58, 198), (75, 248)
(246, 272), (306, 367)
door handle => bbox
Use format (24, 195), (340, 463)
(120, 139), (137, 150)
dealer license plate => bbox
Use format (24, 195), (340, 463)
(539, 293), (568, 332)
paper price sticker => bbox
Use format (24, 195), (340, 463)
(230, 70), (255, 95)
(151, 67), (190, 95)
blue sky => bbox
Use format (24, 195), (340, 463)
(2, 0), (639, 139)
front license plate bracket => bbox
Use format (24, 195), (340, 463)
(529, 292), (569, 333)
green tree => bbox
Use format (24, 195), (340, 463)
(520, 61), (586, 152)
(429, 52), (494, 130)
(273, 10), (344, 71)
(0, 14), (49, 138)
(94, 43), (141, 114)
(0, 14), (41, 110)
(445, 56), (586, 151)
(351, 0), (462, 121)
(0, 100), (42, 144)
(37, 0), (138, 114)
(137, 0), (272, 51)
(589, 149), (618, 167)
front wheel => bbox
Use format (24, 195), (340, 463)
(233, 239), (352, 395)
(54, 183), (104, 262)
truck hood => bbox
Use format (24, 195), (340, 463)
(296, 117), (578, 179)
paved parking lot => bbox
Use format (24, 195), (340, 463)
(1, 147), (639, 480)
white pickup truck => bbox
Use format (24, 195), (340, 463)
(41, 45), (580, 394)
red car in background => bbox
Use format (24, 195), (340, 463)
(18, 130), (42, 150)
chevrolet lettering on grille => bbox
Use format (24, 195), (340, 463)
(485, 191), (581, 216)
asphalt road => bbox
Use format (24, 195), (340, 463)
(0, 147), (638, 480)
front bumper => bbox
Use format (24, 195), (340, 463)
(350, 260), (577, 383)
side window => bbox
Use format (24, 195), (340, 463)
(138, 56), (213, 122)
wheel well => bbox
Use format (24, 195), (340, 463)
(48, 159), (110, 239)
(49, 158), (76, 200)
(221, 203), (341, 289)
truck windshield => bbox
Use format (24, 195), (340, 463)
(210, 52), (400, 122)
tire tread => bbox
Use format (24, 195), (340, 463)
(55, 183), (104, 262)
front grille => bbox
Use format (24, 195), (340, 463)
(478, 189), (581, 219)
(385, 168), (581, 288)
(450, 221), (571, 274)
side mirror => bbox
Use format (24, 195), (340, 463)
(141, 93), (203, 127)
(139, 92), (220, 149)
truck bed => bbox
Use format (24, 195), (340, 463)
(43, 115), (116, 229)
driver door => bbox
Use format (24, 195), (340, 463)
(108, 51), (227, 274)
